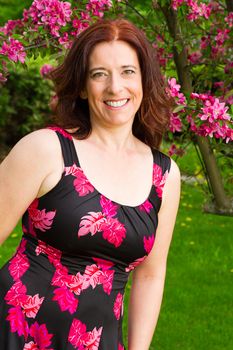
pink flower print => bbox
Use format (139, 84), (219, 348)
(9, 251), (29, 281)
(153, 164), (169, 198)
(81, 326), (103, 350)
(118, 344), (124, 350)
(143, 235), (155, 254)
(139, 199), (153, 213)
(100, 195), (118, 218)
(66, 272), (84, 295)
(99, 270), (115, 295)
(23, 341), (38, 350)
(17, 237), (27, 253)
(52, 263), (70, 288)
(92, 257), (114, 271)
(35, 240), (62, 265)
(29, 322), (53, 349)
(52, 287), (78, 314)
(82, 264), (103, 290)
(68, 318), (103, 350)
(20, 294), (45, 318)
(48, 126), (72, 139)
(125, 256), (147, 272)
(102, 217), (126, 247)
(65, 164), (95, 196)
(114, 293), (123, 320)
(6, 306), (29, 338)
(28, 199), (56, 232)
(5, 280), (27, 307)
(78, 211), (106, 237)
(68, 318), (87, 349)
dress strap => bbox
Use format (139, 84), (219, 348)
(48, 126), (79, 167)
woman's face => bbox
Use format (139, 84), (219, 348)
(83, 40), (143, 130)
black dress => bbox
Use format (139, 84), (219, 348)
(0, 127), (171, 350)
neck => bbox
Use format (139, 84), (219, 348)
(89, 123), (137, 153)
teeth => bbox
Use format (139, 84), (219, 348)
(105, 99), (128, 107)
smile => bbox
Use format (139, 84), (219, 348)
(104, 99), (129, 108)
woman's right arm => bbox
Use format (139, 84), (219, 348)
(0, 129), (63, 245)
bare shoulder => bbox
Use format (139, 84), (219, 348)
(169, 157), (181, 180)
(3, 128), (61, 167)
(161, 157), (181, 209)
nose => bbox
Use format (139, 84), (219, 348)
(107, 72), (123, 95)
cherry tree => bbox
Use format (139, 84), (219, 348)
(0, 0), (232, 214)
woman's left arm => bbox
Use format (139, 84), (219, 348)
(128, 159), (181, 350)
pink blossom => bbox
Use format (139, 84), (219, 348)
(215, 29), (230, 46)
(40, 64), (54, 78)
(52, 287), (78, 314)
(58, 32), (72, 48)
(168, 144), (185, 157)
(28, 199), (56, 232)
(26, 0), (72, 37)
(78, 211), (107, 237)
(0, 38), (26, 63)
(139, 199), (153, 213)
(0, 72), (7, 83)
(9, 251), (29, 281)
(170, 113), (183, 133)
(225, 12), (233, 27)
(143, 235), (155, 254)
(188, 51), (202, 64)
(100, 195), (118, 217)
(118, 344), (125, 350)
(29, 322), (53, 349)
(0, 19), (23, 35)
(113, 292), (123, 320)
(21, 294), (45, 318)
(6, 306), (29, 338)
(125, 256), (147, 272)
(167, 77), (186, 105)
(102, 217), (126, 247)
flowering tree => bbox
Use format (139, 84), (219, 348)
(0, 0), (232, 214)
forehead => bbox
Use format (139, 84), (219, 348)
(88, 40), (140, 68)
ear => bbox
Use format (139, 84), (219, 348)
(80, 90), (88, 99)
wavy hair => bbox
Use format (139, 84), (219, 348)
(49, 18), (174, 149)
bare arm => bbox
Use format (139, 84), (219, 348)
(0, 129), (63, 245)
(128, 158), (181, 350)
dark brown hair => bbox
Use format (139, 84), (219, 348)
(49, 18), (173, 149)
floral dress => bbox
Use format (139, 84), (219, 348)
(0, 127), (171, 350)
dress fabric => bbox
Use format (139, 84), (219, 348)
(0, 127), (171, 350)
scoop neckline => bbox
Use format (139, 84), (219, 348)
(70, 136), (155, 209)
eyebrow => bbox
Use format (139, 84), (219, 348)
(89, 65), (138, 74)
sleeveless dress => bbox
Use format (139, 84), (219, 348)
(0, 127), (171, 350)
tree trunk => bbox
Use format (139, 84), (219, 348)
(159, 2), (232, 215)
(226, 0), (233, 12)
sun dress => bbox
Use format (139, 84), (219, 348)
(0, 127), (171, 350)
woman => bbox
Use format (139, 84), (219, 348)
(0, 19), (180, 350)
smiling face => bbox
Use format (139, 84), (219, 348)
(83, 40), (143, 129)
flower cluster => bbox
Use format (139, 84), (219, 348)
(172, 0), (212, 21)
(0, 19), (23, 36)
(24, 0), (72, 37)
(188, 93), (233, 143)
(167, 78), (187, 105)
(86, 0), (113, 18)
(0, 38), (26, 63)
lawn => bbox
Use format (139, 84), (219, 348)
(0, 143), (232, 349)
